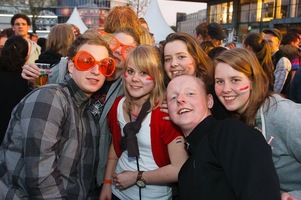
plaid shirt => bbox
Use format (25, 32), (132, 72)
(0, 74), (99, 199)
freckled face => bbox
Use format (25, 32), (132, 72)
(123, 65), (155, 100)
(164, 40), (196, 79)
(214, 62), (252, 114)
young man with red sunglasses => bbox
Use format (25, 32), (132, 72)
(0, 32), (115, 199)
(91, 27), (140, 191)
(20, 26), (141, 191)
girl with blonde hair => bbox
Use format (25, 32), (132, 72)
(100, 44), (187, 200)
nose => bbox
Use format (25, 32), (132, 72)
(171, 58), (179, 68)
(90, 64), (101, 75)
(114, 46), (122, 56)
(222, 81), (232, 93)
(177, 94), (186, 104)
(131, 72), (140, 82)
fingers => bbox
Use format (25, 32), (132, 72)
(163, 116), (170, 121)
(112, 174), (124, 190)
(160, 108), (168, 114)
(114, 182), (123, 190)
(21, 64), (41, 81)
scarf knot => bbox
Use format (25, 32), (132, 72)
(120, 100), (151, 157)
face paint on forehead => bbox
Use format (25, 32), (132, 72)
(239, 86), (250, 94)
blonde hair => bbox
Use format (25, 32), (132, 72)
(214, 48), (270, 126)
(124, 44), (165, 112)
(140, 26), (153, 45)
(46, 23), (74, 56)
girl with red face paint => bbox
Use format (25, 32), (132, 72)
(214, 48), (301, 200)
(100, 44), (188, 200)
(161, 32), (231, 120)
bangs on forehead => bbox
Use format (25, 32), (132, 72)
(127, 54), (156, 77)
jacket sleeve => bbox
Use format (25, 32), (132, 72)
(273, 57), (291, 92)
(20, 87), (69, 199)
(48, 57), (68, 84)
(266, 97), (301, 199)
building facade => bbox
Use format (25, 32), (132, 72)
(176, 0), (301, 42)
(177, 9), (206, 35)
(209, 0), (301, 41)
(0, 0), (128, 32)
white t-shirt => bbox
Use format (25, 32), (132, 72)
(112, 97), (172, 200)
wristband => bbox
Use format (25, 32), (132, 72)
(107, 157), (118, 161)
(103, 179), (112, 184)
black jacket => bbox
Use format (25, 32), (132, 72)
(35, 50), (62, 68)
(178, 116), (280, 200)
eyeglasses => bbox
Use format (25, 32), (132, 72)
(72, 50), (116, 77)
(98, 31), (135, 60)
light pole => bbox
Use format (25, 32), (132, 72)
(137, 0), (139, 15)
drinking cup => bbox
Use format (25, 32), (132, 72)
(35, 63), (50, 87)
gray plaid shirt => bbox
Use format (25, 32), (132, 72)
(0, 74), (99, 199)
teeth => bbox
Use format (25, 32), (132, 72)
(178, 108), (192, 114)
(224, 96), (236, 100)
(131, 86), (140, 89)
(172, 71), (180, 75)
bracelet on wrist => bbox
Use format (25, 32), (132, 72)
(103, 179), (112, 184)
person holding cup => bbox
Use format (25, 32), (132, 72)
(0, 35), (30, 143)
(0, 32), (115, 199)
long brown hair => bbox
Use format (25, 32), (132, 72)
(243, 32), (274, 90)
(46, 23), (75, 57)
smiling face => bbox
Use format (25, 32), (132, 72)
(214, 62), (252, 114)
(68, 44), (108, 97)
(164, 40), (196, 79)
(167, 75), (213, 136)
(123, 65), (155, 101)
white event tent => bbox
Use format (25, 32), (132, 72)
(66, 7), (88, 34)
(144, 0), (174, 44)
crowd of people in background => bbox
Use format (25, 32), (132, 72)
(0, 6), (301, 200)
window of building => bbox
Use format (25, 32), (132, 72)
(209, 2), (233, 24)
(262, 0), (274, 21)
(240, 3), (249, 22)
(228, 2), (233, 23)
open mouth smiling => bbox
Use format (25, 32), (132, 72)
(178, 108), (192, 114)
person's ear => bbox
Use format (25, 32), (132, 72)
(207, 94), (214, 109)
(68, 59), (74, 77)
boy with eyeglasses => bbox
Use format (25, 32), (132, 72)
(0, 32), (115, 199)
